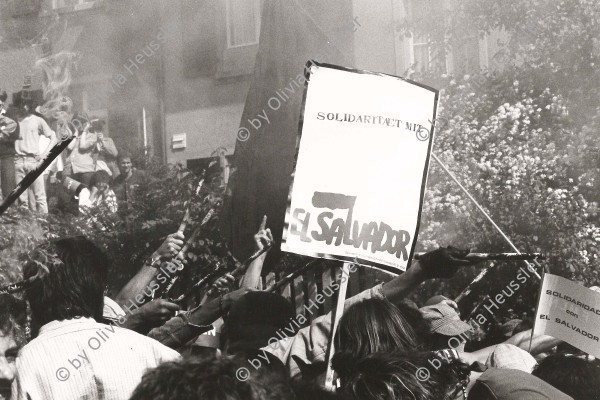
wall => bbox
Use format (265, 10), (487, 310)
(161, 0), (253, 165)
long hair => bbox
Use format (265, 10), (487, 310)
(333, 298), (419, 362)
(23, 236), (109, 327)
(334, 351), (469, 400)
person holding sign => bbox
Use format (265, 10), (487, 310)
(262, 246), (483, 378)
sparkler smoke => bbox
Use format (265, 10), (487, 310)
(35, 51), (79, 132)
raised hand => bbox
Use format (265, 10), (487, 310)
(254, 215), (274, 252)
(212, 273), (236, 293)
(153, 232), (185, 261)
(416, 246), (483, 279)
(135, 299), (180, 325)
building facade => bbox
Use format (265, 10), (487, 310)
(0, 0), (504, 167)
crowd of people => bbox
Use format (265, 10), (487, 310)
(0, 93), (599, 400)
(0, 92), (148, 215)
(0, 225), (599, 399)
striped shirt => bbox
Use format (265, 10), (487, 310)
(11, 317), (180, 400)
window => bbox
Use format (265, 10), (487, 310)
(181, 1), (218, 78)
(411, 33), (446, 74)
(451, 35), (480, 75)
(216, 0), (262, 78)
(225, 0), (261, 48)
(405, 0), (481, 75)
(406, 0), (447, 74)
(52, 0), (97, 10)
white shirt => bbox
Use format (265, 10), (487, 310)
(14, 115), (52, 156)
(39, 132), (63, 176)
(11, 317), (180, 400)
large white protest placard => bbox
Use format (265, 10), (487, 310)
(534, 273), (600, 357)
(281, 62), (438, 272)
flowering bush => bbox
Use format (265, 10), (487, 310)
(407, 0), (600, 325)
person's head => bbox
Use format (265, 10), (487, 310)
(129, 355), (293, 400)
(222, 292), (294, 354)
(334, 351), (470, 400)
(117, 151), (133, 176)
(231, 350), (295, 399)
(70, 112), (89, 135)
(0, 295), (26, 398)
(90, 170), (111, 193)
(333, 298), (419, 361)
(420, 301), (472, 351)
(470, 368), (574, 400)
(20, 98), (34, 115)
(485, 344), (537, 373)
(532, 354), (600, 400)
(292, 357), (328, 388)
(23, 237), (109, 328)
(88, 118), (105, 134)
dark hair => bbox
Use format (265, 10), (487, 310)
(222, 292), (295, 354)
(232, 351), (295, 400)
(89, 118), (105, 132)
(90, 170), (111, 187)
(333, 298), (419, 362)
(21, 98), (34, 113)
(117, 150), (132, 162)
(533, 354), (600, 400)
(129, 355), (294, 400)
(0, 91), (7, 103)
(0, 294), (26, 346)
(334, 351), (469, 400)
(23, 236), (109, 326)
(292, 381), (340, 400)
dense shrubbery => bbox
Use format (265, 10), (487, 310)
(0, 159), (231, 308)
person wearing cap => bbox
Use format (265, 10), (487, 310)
(469, 368), (573, 399)
(485, 343), (537, 373)
(14, 98), (56, 213)
(0, 91), (18, 199)
(420, 297), (473, 352)
(145, 246), (485, 378)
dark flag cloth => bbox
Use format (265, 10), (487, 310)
(222, 0), (354, 268)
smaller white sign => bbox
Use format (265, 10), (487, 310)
(534, 273), (600, 357)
